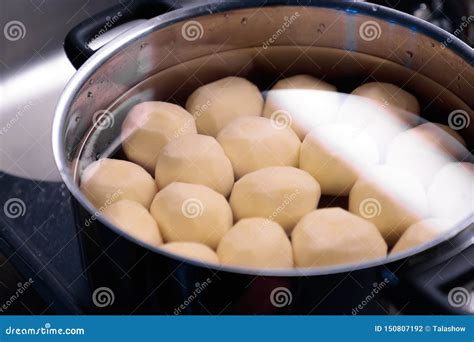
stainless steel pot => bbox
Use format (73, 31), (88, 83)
(53, 0), (473, 314)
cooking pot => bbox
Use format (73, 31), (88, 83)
(53, 0), (473, 314)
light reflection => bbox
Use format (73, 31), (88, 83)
(0, 52), (75, 181)
(427, 162), (474, 222)
(263, 89), (345, 140)
(386, 122), (470, 188)
(257, 87), (471, 250)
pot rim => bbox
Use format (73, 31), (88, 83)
(52, 0), (474, 277)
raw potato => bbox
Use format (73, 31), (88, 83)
(336, 95), (413, 158)
(217, 218), (293, 268)
(217, 116), (301, 178)
(351, 82), (420, 114)
(391, 218), (455, 254)
(263, 78), (342, 140)
(229, 166), (321, 233)
(300, 124), (379, 196)
(412, 123), (469, 156)
(121, 101), (197, 172)
(386, 123), (469, 188)
(102, 199), (162, 247)
(155, 134), (234, 196)
(349, 165), (429, 246)
(185, 76), (264, 136)
(161, 242), (219, 264)
(432, 123), (466, 147)
(427, 162), (474, 221)
(80, 158), (157, 209)
(269, 74), (337, 92)
(150, 182), (232, 249)
(292, 208), (387, 267)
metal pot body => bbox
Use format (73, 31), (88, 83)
(54, 1), (473, 314)
(78, 201), (395, 314)
(77, 206), (473, 314)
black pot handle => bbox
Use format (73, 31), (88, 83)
(64, 0), (181, 69)
(399, 223), (473, 314)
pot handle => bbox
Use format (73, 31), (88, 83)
(398, 223), (473, 314)
(64, 0), (181, 69)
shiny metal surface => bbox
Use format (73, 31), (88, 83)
(0, 0), (140, 181)
(0, 0), (143, 313)
(53, 1), (473, 278)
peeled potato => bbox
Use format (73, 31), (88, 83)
(121, 101), (197, 172)
(349, 165), (429, 246)
(263, 88), (342, 140)
(161, 242), (219, 264)
(386, 123), (469, 188)
(427, 162), (474, 221)
(269, 74), (337, 92)
(155, 134), (234, 196)
(412, 123), (469, 155)
(150, 182), (232, 249)
(80, 158), (157, 209)
(300, 124), (379, 195)
(217, 218), (293, 268)
(230, 166), (321, 233)
(292, 208), (387, 267)
(102, 199), (162, 247)
(336, 95), (413, 158)
(185, 76), (263, 136)
(432, 123), (466, 147)
(351, 82), (420, 115)
(216, 116), (300, 178)
(390, 218), (455, 254)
